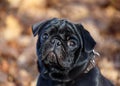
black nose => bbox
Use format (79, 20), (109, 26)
(51, 38), (61, 47)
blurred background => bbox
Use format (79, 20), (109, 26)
(0, 0), (120, 86)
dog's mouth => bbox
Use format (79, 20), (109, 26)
(46, 52), (58, 64)
(42, 51), (73, 71)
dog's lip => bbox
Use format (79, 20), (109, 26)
(42, 51), (72, 71)
(48, 52), (56, 58)
(42, 51), (55, 60)
(43, 52), (67, 70)
(43, 51), (58, 64)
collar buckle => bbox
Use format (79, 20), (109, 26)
(84, 58), (96, 73)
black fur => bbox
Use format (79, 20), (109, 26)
(32, 18), (114, 86)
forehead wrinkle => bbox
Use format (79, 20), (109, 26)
(42, 24), (54, 33)
(66, 22), (82, 46)
(59, 20), (66, 29)
(44, 20), (60, 30)
(49, 20), (67, 34)
(51, 19), (61, 28)
(66, 23), (76, 34)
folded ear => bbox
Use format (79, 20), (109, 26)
(32, 22), (43, 36)
(76, 24), (96, 52)
(32, 18), (58, 36)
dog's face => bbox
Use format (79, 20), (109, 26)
(40, 25), (80, 69)
(32, 18), (96, 81)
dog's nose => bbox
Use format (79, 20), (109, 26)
(51, 39), (61, 47)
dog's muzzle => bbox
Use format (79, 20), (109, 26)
(45, 52), (57, 64)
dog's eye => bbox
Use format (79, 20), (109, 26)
(42, 33), (49, 40)
(67, 40), (76, 47)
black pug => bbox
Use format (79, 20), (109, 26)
(32, 18), (114, 86)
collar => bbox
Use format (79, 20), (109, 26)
(84, 50), (100, 73)
(84, 58), (96, 73)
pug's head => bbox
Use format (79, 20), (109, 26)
(32, 18), (96, 82)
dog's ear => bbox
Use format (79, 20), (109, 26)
(32, 21), (47, 36)
(32, 18), (58, 36)
(76, 24), (96, 52)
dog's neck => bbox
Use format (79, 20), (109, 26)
(39, 50), (97, 82)
(41, 57), (96, 82)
